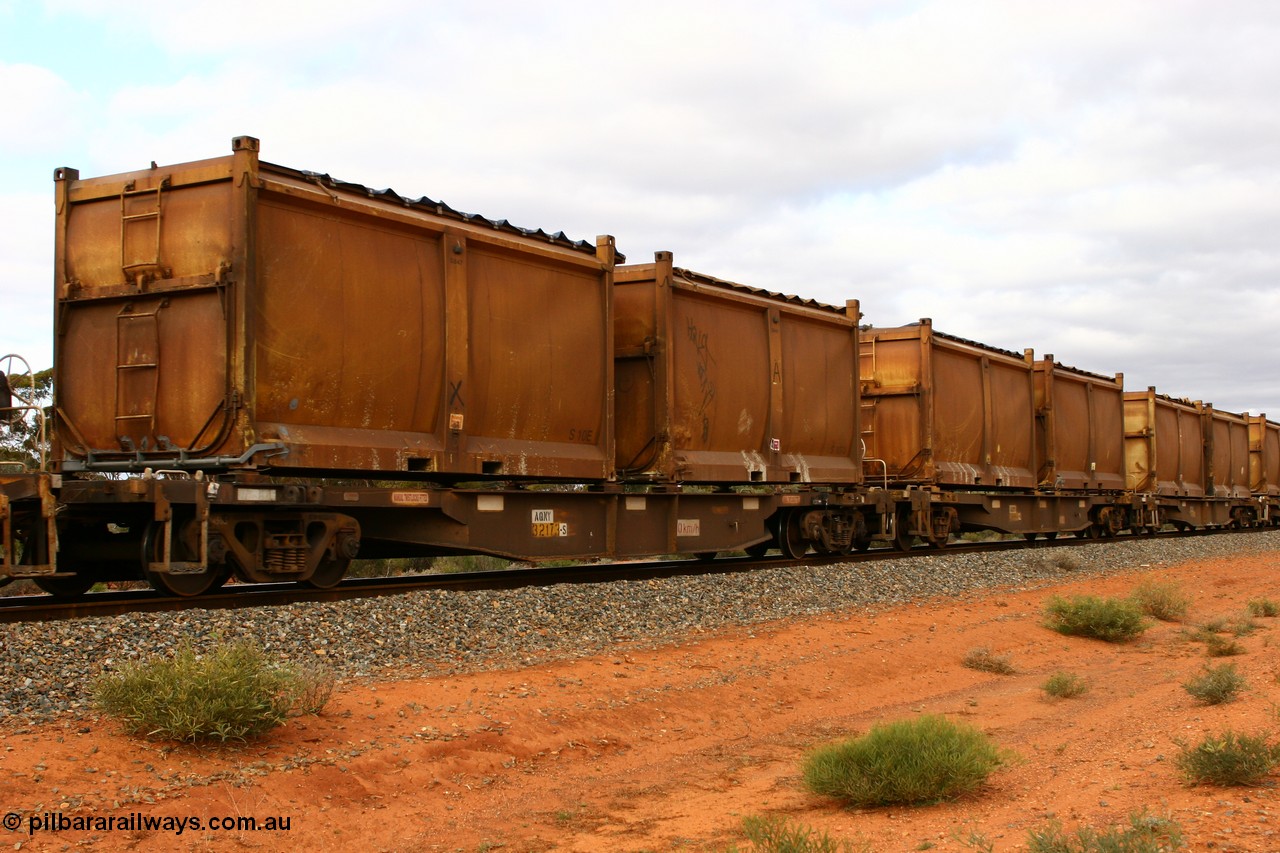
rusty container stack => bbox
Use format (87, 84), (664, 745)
(1028, 355), (1126, 492)
(858, 320), (1037, 489)
(1122, 389), (1208, 496)
(613, 252), (862, 484)
(52, 137), (617, 479)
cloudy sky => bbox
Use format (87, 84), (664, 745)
(3, 0), (1279, 416)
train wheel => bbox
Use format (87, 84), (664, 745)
(141, 522), (229, 597)
(745, 542), (772, 558)
(303, 555), (352, 589)
(1023, 533), (1037, 542)
(778, 512), (809, 559)
(1045, 532), (1058, 541)
(34, 572), (96, 599)
(892, 510), (913, 552)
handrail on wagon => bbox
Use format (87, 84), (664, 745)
(0, 354), (48, 472)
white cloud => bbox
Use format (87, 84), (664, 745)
(3, 0), (1280, 416)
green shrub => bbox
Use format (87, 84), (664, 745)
(1042, 672), (1089, 699)
(728, 815), (868, 853)
(93, 640), (335, 742)
(1129, 579), (1190, 622)
(1025, 808), (1182, 852)
(1246, 598), (1279, 617)
(1043, 595), (1150, 642)
(1183, 663), (1246, 705)
(962, 647), (1015, 675)
(802, 715), (1006, 807)
(1175, 731), (1280, 786)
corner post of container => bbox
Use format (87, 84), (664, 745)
(51, 164), (80, 464)
(1200, 401), (1215, 497)
(1029, 349), (1052, 488)
(229, 136), (261, 444)
(597, 236), (618, 483)
(653, 251), (676, 469)
(442, 226), (470, 463)
(917, 318), (934, 480)
(846, 300), (863, 482)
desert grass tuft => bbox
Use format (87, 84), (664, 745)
(93, 639), (335, 743)
(1042, 594), (1150, 642)
(803, 715), (1007, 807)
(962, 647), (1016, 675)
(1183, 663), (1246, 705)
(1246, 598), (1279, 618)
(1129, 579), (1191, 622)
(1025, 808), (1182, 852)
(1041, 672), (1089, 699)
(1176, 730), (1280, 786)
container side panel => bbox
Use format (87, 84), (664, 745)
(614, 280), (659, 474)
(64, 183), (235, 289)
(1124, 395), (1156, 493)
(860, 330), (925, 479)
(467, 247), (609, 470)
(1092, 384), (1126, 489)
(779, 316), (855, 454)
(670, 291), (767, 458)
(58, 179), (234, 459)
(1176, 408), (1206, 495)
(987, 360), (1035, 486)
(779, 315), (860, 480)
(254, 201), (441, 434)
(1050, 377), (1090, 486)
(931, 347), (984, 481)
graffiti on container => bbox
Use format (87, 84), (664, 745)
(687, 317), (717, 444)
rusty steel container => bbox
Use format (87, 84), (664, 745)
(1249, 415), (1280, 497)
(53, 137), (617, 479)
(859, 320), (1037, 489)
(1028, 355), (1125, 491)
(1123, 389), (1208, 496)
(614, 252), (861, 483)
(1207, 407), (1252, 498)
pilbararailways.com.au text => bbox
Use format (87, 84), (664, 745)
(6, 811), (292, 837)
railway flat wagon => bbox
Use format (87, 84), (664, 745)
(614, 252), (862, 484)
(53, 136), (617, 481)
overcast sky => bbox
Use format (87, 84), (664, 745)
(3, 0), (1278, 416)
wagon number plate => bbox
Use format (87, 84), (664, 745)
(532, 510), (568, 538)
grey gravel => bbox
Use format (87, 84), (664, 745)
(3, 531), (1277, 722)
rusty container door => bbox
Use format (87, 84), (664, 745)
(860, 321), (1036, 488)
(55, 137), (616, 479)
(1123, 389), (1207, 496)
(1031, 357), (1125, 491)
(614, 253), (860, 484)
(1207, 407), (1251, 498)
(54, 149), (243, 465)
(1248, 416), (1280, 496)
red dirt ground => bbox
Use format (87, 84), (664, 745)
(2, 548), (1279, 852)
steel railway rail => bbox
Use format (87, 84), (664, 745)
(0, 526), (1244, 624)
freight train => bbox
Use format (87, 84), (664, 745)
(2, 137), (1278, 598)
